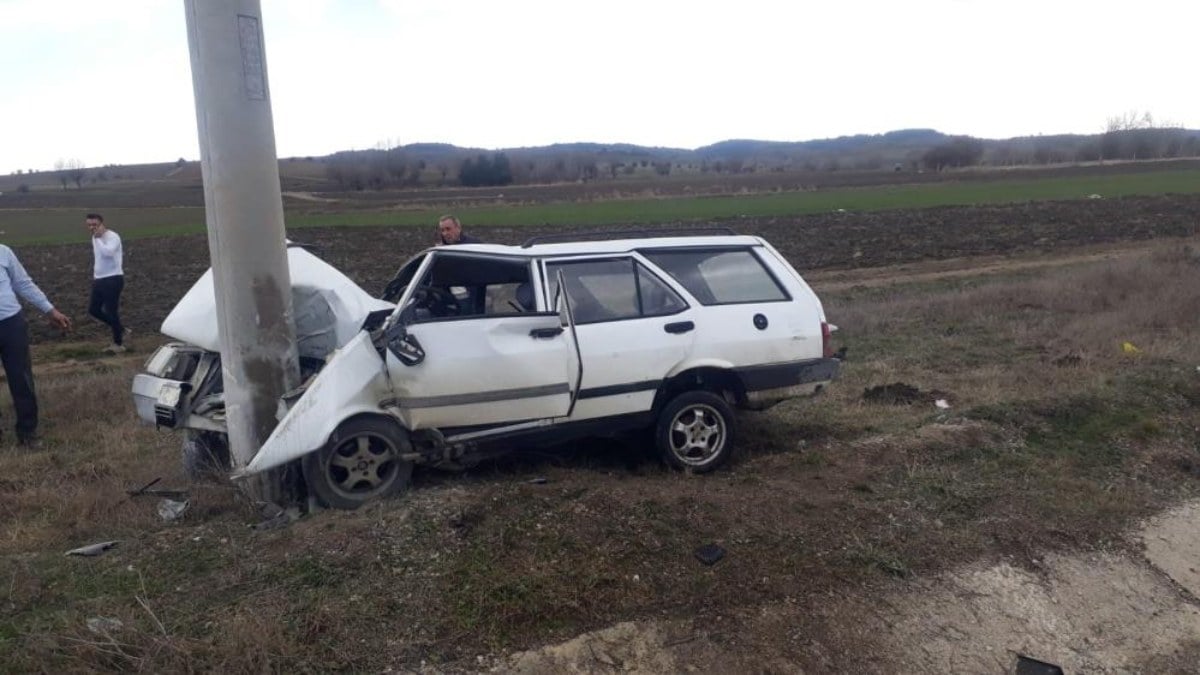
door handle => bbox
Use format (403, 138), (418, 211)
(664, 321), (694, 334)
(530, 326), (564, 339)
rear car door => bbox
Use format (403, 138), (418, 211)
(542, 256), (695, 421)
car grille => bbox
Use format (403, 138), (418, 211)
(155, 405), (177, 428)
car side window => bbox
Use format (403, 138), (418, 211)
(547, 259), (687, 324)
(382, 253), (427, 302)
(641, 248), (788, 305)
(483, 283), (534, 314)
(637, 264), (688, 316)
(407, 253), (535, 322)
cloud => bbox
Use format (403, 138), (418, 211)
(2, 0), (1199, 173)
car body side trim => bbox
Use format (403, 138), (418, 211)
(396, 382), (570, 409)
(576, 380), (661, 400)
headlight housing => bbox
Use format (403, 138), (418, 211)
(144, 344), (201, 381)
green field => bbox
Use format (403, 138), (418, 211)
(4, 167), (1199, 245)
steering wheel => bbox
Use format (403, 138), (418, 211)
(414, 286), (461, 317)
(382, 279), (407, 303)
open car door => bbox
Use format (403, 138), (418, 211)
(384, 251), (580, 431)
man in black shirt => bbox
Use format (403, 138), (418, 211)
(436, 215), (481, 245)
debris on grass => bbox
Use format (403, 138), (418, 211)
(157, 498), (190, 522)
(252, 506), (302, 531)
(66, 541), (119, 557)
(863, 382), (922, 404)
(694, 543), (726, 566)
(125, 477), (189, 502)
(862, 382), (951, 406)
(1122, 341), (1141, 354)
(1052, 353), (1083, 368)
(127, 476), (161, 495)
(85, 617), (124, 635)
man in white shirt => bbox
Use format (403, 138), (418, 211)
(85, 213), (127, 353)
(0, 244), (71, 446)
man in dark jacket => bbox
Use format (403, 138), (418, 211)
(436, 215), (481, 245)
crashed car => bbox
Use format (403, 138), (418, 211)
(131, 244), (394, 481)
(133, 230), (840, 509)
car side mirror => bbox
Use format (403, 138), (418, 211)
(385, 322), (425, 366)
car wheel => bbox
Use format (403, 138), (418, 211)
(302, 416), (414, 510)
(655, 390), (736, 473)
(182, 430), (231, 482)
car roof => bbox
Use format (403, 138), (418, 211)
(429, 234), (767, 258)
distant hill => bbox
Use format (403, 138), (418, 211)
(697, 129), (948, 157)
(5, 127), (1200, 193)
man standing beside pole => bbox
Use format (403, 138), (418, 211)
(0, 244), (72, 446)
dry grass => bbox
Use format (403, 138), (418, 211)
(826, 240), (1200, 404)
(0, 370), (183, 555)
(2, 241), (1199, 671)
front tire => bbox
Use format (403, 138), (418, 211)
(182, 430), (231, 482)
(655, 390), (736, 473)
(302, 417), (414, 510)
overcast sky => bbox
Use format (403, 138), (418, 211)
(2, 0), (1197, 175)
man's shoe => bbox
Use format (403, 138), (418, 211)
(17, 434), (42, 449)
(105, 344), (128, 354)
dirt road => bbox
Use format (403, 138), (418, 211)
(475, 501), (1200, 674)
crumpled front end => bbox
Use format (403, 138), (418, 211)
(160, 245), (393, 359)
(239, 330), (394, 476)
(131, 343), (223, 430)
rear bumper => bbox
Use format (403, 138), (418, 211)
(734, 357), (841, 409)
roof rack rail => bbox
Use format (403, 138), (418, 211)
(520, 226), (738, 248)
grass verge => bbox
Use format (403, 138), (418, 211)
(1, 240), (1198, 670)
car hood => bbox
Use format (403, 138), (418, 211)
(160, 245), (394, 358)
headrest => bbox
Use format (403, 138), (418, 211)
(515, 282), (534, 310)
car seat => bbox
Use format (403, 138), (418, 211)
(515, 282), (535, 311)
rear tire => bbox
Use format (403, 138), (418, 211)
(302, 416), (413, 510)
(655, 390), (736, 473)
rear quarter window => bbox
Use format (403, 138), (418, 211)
(642, 249), (788, 305)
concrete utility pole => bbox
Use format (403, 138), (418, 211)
(183, 0), (299, 503)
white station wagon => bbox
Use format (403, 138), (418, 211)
(133, 229), (840, 509)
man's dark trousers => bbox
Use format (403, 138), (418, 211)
(89, 275), (125, 345)
(0, 313), (38, 439)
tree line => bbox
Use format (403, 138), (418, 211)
(317, 119), (1199, 191)
(17, 112), (1198, 191)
